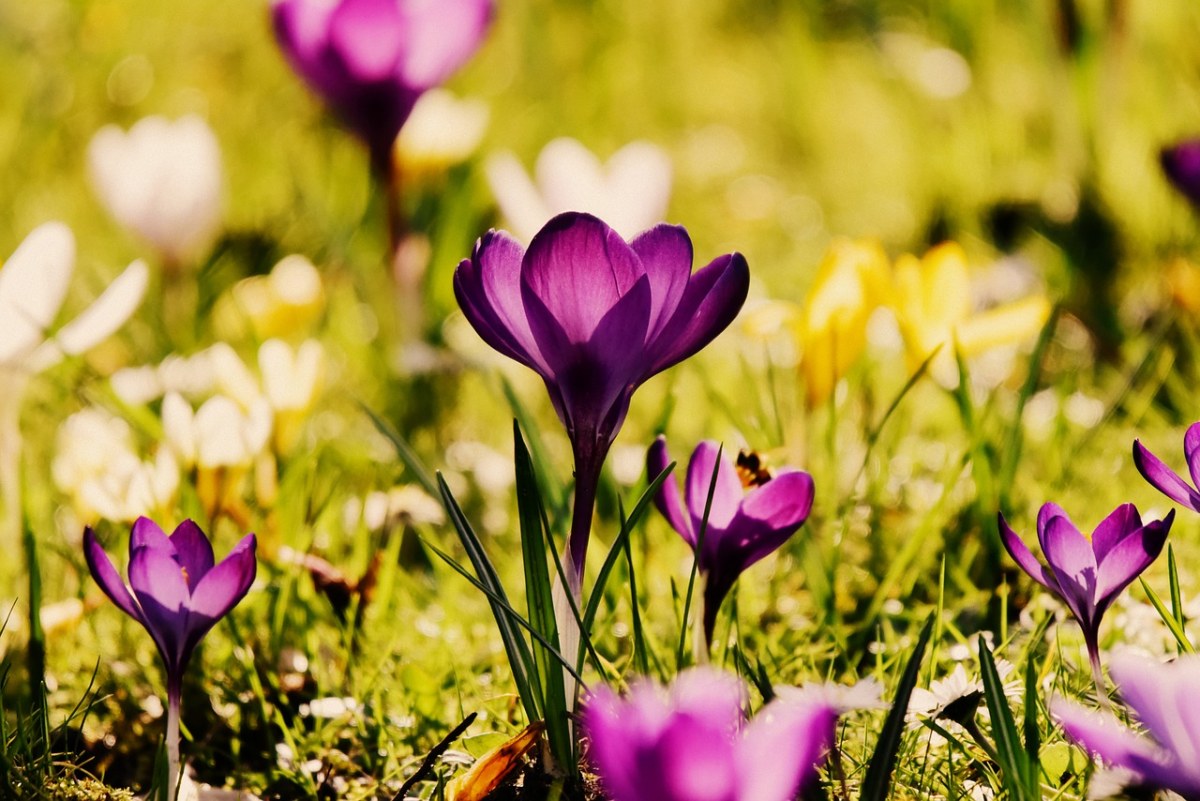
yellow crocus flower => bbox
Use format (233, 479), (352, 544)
(798, 238), (890, 407)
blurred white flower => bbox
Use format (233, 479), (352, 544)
(344, 485), (445, 533)
(395, 89), (489, 173)
(162, 392), (273, 470)
(259, 339), (323, 453)
(88, 115), (223, 264)
(485, 137), (672, 243)
(52, 407), (178, 522)
(0, 222), (147, 372)
(776, 677), (885, 714)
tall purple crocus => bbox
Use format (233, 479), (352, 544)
(1052, 652), (1200, 800)
(583, 668), (838, 801)
(455, 212), (749, 580)
(1161, 141), (1200, 209)
(999, 503), (1172, 691)
(1134, 423), (1200, 513)
(85, 517), (256, 801)
(647, 437), (813, 646)
(272, 0), (494, 173)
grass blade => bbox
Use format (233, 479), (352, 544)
(860, 613), (935, 801)
(979, 637), (1036, 801)
(1140, 576), (1195, 654)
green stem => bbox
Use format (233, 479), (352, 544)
(166, 681), (181, 801)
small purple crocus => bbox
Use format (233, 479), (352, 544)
(272, 0), (494, 172)
(1161, 140), (1200, 209)
(1134, 423), (1200, 513)
(85, 517), (256, 801)
(647, 437), (813, 646)
(583, 668), (838, 801)
(455, 212), (749, 579)
(999, 503), (1172, 689)
(1052, 652), (1200, 800)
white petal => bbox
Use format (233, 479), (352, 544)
(161, 391), (197, 466)
(536, 137), (607, 218)
(484, 152), (551, 243)
(56, 259), (148, 355)
(0, 222), (75, 363)
(602, 141), (672, 239)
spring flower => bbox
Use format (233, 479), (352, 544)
(1133, 423), (1200, 513)
(455, 212), (748, 576)
(85, 517), (256, 801)
(890, 242), (1050, 382)
(88, 116), (223, 266)
(485, 138), (672, 244)
(395, 88), (489, 175)
(223, 254), (325, 341)
(583, 668), (838, 801)
(999, 503), (1173, 687)
(272, 0), (494, 171)
(1161, 140), (1200, 209)
(1052, 652), (1200, 799)
(797, 238), (889, 407)
(647, 437), (813, 645)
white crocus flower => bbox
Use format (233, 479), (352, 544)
(0, 222), (147, 545)
(259, 339), (323, 454)
(395, 89), (489, 173)
(485, 137), (672, 243)
(88, 115), (223, 265)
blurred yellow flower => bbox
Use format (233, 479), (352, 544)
(891, 242), (1050, 378)
(394, 89), (489, 177)
(218, 254), (325, 341)
(798, 238), (890, 407)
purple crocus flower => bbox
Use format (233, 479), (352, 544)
(583, 668), (838, 801)
(647, 437), (813, 646)
(1161, 140), (1200, 209)
(454, 212), (749, 578)
(85, 517), (256, 800)
(272, 0), (494, 171)
(998, 503), (1172, 686)
(1134, 423), (1200, 513)
(1052, 652), (1200, 800)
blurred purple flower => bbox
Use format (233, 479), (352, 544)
(84, 517), (257, 695)
(583, 668), (838, 801)
(272, 0), (494, 170)
(1161, 141), (1200, 209)
(1052, 652), (1200, 799)
(999, 503), (1172, 681)
(455, 213), (749, 576)
(647, 437), (813, 645)
(1134, 423), (1200, 512)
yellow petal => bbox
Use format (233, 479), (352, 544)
(954, 295), (1052, 356)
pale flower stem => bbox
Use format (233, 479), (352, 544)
(1088, 643), (1112, 709)
(166, 684), (181, 801)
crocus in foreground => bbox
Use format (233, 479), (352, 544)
(999, 503), (1172, 690)
(583, 668), (838, 801)
(647, 437), (813, 646)
(454, 212), (749, 578)
(272, 0), (494, 172)
(1052, 652), (1200, 800)
(1161, 140), (1200, 210)
(85, 517), (256, 801)
(1133, 423), (1200, 513)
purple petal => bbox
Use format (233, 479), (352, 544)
(272, 0), (340, 93)
(1095, 511), (1171, 605)
(648, 436), (694, 546)
(83, 527), (143, 623)
(685, 442), (743, 532)
(737, 700), (837, 801)
(188, 534), (258, 621)
(328, 0), (405, 80)
(453, 231), (543, 370)
(168, 520), (215, 589)
(1185, 422), (1200, 493)
(1040, 514), (1098, 627)
(521, 213), (645, 348)
(1090, 503), (1141, 562)
(128, 544), (190, 671)
(1162, 141), (1200, 208)
(629, 225), (693, 341)
(657, 714), (738, 801)
(711, 470), (813, 573)
(644, 252), (749, 377)
(1052, 697), (1190, 790)
(669, 667), (745, 731)
(130, 516), (172, 552)
(395, 0), (494, 89)
(1035, 502), (1070, 542)
(1133, 439), (1200, 511)
(998, 513), (1056, 592)
(584, 683), (673, 801)
(1110, 652), (1200, 774)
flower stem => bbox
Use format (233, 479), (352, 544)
(166, 680), (182, 801)
(1087, 641), (1111, 709)
(567, 448), (604, 582)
